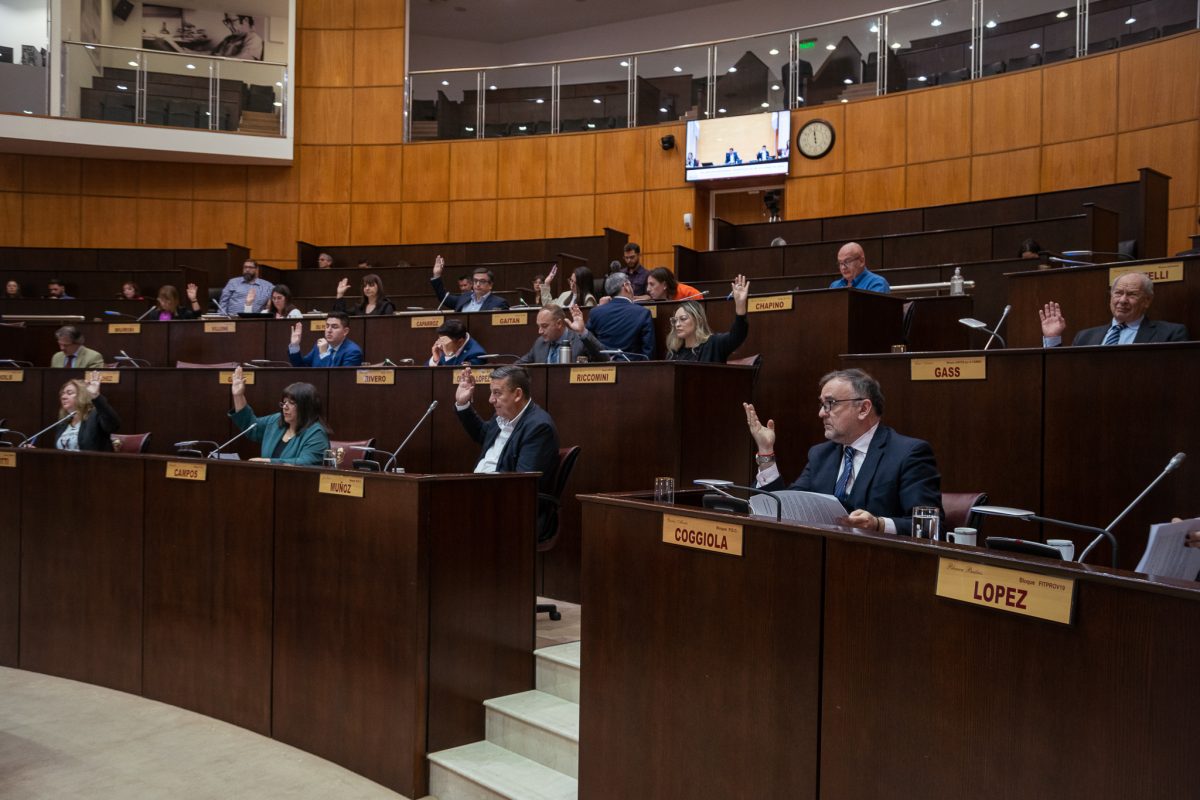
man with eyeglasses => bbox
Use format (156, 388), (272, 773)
(287, 310), (364, 367)
(585, 272), (655, 359)
(213, 14), (264, 61)
(829, 242), (890, 293)
(743, 368), (941, 536)
(430, 255), (510, 312)
(1039, 271), (1188, 347)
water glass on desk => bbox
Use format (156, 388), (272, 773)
(322, 449), (338, 470)
(654, 477), (675, 504)
(912, 506), (940, 540)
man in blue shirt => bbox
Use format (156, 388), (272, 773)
(586, 273), (655, 359)
(829, 242), (890, 293)
(287, 310), (364, 367)
(218, 259), (274, 315)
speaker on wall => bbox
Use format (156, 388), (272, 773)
(113, 0), (134, 22)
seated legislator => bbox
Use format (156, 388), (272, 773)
(218, 259), (274, 315)
(665, 275), (749, 363)
(538, 264), (598, 308)
(333, 273), (396, 316)
(120, 281), (145, 301)
(34, 373), (121, 452)
(1039, 272), (1189, 347)
(46, 278), (74, 300)
(744, 368), (941, 536)
(829, 242), (890, 293)
(50, 326), (105, 368)
(454, 364), (560, 537)
(287, 310), (364, 367)
(429, 319), (487, 366)
(151, 284), (202, 320)
(267, 284), (303, 319)
(644, 267), (703, 303)
(227, 365), (329, 465)
(586, 272), (656, 359)
(517, 304), (608, 364)
(4, 279), (22, 299)
(430, 255), (509, 312)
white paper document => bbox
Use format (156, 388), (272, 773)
(749, 490), (847, 526)
(1134, 518), (1200, 580)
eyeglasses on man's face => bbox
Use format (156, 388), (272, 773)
(819, 397), (864, 413)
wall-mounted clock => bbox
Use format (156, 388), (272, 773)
(797, 119), (836, 159)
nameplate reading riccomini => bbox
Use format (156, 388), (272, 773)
(205, 321), (236, 333)
(570, 366), (616, 384)
(492, 312), (528, 326)
(911, 356), (986, 381)
(452, 367), (493, 384)
(319, 473), (364, 498)
(107, 323), (141, 334)
(936, 558), (1075, 624)
(356, 369), (395, 385)
(1110, 262), (1183, 285)
(0, 451), (15, 468)
(748, 294), (794, 313)
(412, 315), (443, 329)
(166, 461), (207, 481)
(662, 513), (743, 556)
(218, 370), (255, 385)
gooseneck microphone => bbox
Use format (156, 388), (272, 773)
(386, 400), (437, 472)
(208, 422), (257, 459)
(1078, 452), (1187, 564)
(694, 478), (783, 521)
(136, 305), (158, 322)
(19, 417), (70, 447)
(984, 305), (1011, 350)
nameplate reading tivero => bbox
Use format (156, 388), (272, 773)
(662, 513), (743, 556)
(319, 473), (364, 498)
(356, 369), (395, 385)
(166, 461), (207, 481)
(936, 558), (1075, 624)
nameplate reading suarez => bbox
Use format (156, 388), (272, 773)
(356, 369), (395, 385)
(319, 473), (364, 498)
(0, 370), (25, 383)
(748, 295), (794, 313)
(492, 312), (528, 326)
(412, 315), (444, 329)
(910, 356), (986, 381)
(935, 558), (1075, 624)
(107, 323), (141, 334)
(661, 513), (743, 556)
(569, 366), (616, 384)
(452, 367), (493, 384)
(166, 461), (207, 481)
(1109, 262), (1183, 285)
(205, 321), (237, 333)
(218, 371), (255, 385)
(0, 451), (15, 468)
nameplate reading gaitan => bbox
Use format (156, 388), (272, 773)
(310, 319), (326, 332)
(0, 370), (24, 382)
(1110, 262), (1183, 285)
(569, 366), (617, 384)
(412, 315), (443, 329)
(218, 370), (255, 385)
(453, 367), (493, 384)
(96, 370), (121, 384)
(910, 356), (986, 381)
(748, 294), (794, 313)
(0, 451), (15, 468)
(319, 473), (364, 498)
(107, 323), (142, 334)
(936, 558), (1074, 624)
(166, 461), (207, 481)
(205, 321), (236, 333)
(492, 312), (528, 326)
(662, 513), (743, 556)
(356, 369), (395, 385)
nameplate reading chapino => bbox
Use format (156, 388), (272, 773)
(569, 366), (617, 384)
(748, 294), (795, 313)
(0, 451), (15, 468)
(310, 319), (326, 332)
(319, 473), (364, 498)
(96, 370), (121, 384)
(412, 315), (443, 329)
(936, 558), (1075, 624)
(661, 513), (744, 556)
(0, 370), (24, 383)
(452, 367), (493, 384)
(218, 370), (255, 385)
(492, 312), (528, 326)
(910, 356), (987, 381)
(165, 461), (207, 481)
(204, 321), (237, 333)
(356, 369), (395, 385)
(1109, 261), (1184, 285)
(107, 323), (141, 334)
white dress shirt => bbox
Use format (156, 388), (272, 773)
(454, 399), (531, 474)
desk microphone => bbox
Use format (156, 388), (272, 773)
(984, 305), (1011, 351)
(19, 418), (69, 447)
(115, 350), (150, 368)
(1078, 452), (1187, 564)
(694, 478), (782, 521)
(135, 305), (159, 322)
(435, 291), (451, 312)
(0, 359), (34, 368)
(103, 310), (136, 319)
(208, 422), (257, 459)
(352, 400), (438, 472)
(478, 353), (522, 362)
(599, 350), (648, 362)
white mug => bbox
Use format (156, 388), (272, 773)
(1046, 538), (1075, 561)
(948, 527), (977, 546)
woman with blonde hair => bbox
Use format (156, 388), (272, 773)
(42, 372), (121, 452)
(665, 275), (750, 363)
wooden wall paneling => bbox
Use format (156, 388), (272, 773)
(80, 158), (139, 197)
(245, 202), (299, 260)
(297, 0), (342, 29)
(1116, 121), (1199, 208)
(843, 167), (906, 215)
(350, 203), (403, 243)
(192, 164), (248, 202)
(496, 198), (546, 240)
(23, 194), (82, 247)
(137, 199), (194, 249)
(642, 188), (694, 254)
(400, 201), (450, 243)
(546, 134), (597, 196)
(905, 159), (971, 208)
(352, 145), (404, 202)
(296, 87), (354, 145)
(1040, 136), (1117, 192)
(1041, 54), (1118, 144)
(246, 164), (299, 204)
(971, 69), (1042, 154)
(21, 155), (80, 195)
(1117, 34), (1200, 131)
(299, 145), (352, 203)
(447, 200), (498, 242)
(971, 148), (1040, 200)
(139, 163), (194, 200)
(594, 129), (645, 194)
(594, 192), (644, 244)
(0, 192), (20, 245)
(844, 95), (907, 171)
(298, 203), (351, 245)
(401, 142), (451, 202)
(785, 174), (844, 219)
(193, 201), (248, 248)
(353, 29), (405, 87)
(642, 251), (674, 269)
(496, 137), (547, 198)
(906, 83), (971, 163)
(0, 153), (20, 191)
(790, 106), (846, 176)
(355, 0), (405, 28)
(81, 196), (140, 248)
(353, 87), (407, 145)
(643, 123), (686, 190)
(1169, 207), (1199, 253)
(449, 140), (499, 200)
(545, 195), (596, 238)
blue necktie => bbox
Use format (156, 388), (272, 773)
(833, 446), (854, 502)
(547, 344), (559, 364)
(1102, 323), (1126, 346)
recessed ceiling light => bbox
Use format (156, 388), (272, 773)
(727, 66), (737, 72)
(465, 126), (474, 132)
(760, 102), (769, 108)
(22, 109), (33, 114)
(840, 98), (849, 103)
(619, 60), (629, 67)
(1124, 16), (1136, 24)
(843, 77), (853, 84)
(518, 125), (527, 131)
(441, 80), (449, 86)
(587, 123), (596, 128)
(718, 107), (726, 113)
(796, 96), (804, 102)
(85, 45), (95, 50)
(891, 42), (902, 49)
(535, 98), (544, 103)
(931, 18), (942, 27)
(186, 63), (196, 69)
(825, 43), (836, 51)
(985, 19), (997, 28)
(592, 98), (601, 104)
(116, 84), (128, 90)
(128, 60), (138, 66)
(659, 106), (668, 112)
(1030, 42), (1041, 49)
(488, 85), (497, 90)
(869, 23), (879, 33)
(273, 101), (282, 107)
(673, 66), (682, 72)
(768, 48), (779, 55)
(771, 84), (780, 90)
(1056, 10), (1069, 18)
(918, 75), (928, 82)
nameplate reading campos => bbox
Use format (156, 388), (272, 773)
(218, 370), (255, 385)
(492, 312), (528, 326)
(910, 356), (986, 381)
(356, 370), (395, 385)
(0, 370), (24, 383)
(1110, 262), (1183, 285)
(107, 323), (141, 334)
(748, 294), (794, 313)
(204, 321), (237, 333)
(319, 473), (364, 498)
(570, 366), (616, 384)
(166, 461), (207, 481)
(310, 319), (326, 332)
(412, 315), (443, 329)
(452, 367), (493, 384)
(935, 558), (1075, 624)
(0, 451), (15, 468)
(662, 513), (743, 556)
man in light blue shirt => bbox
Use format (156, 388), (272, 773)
(829, 242), (890, 293)
(218, 259), (274, 315)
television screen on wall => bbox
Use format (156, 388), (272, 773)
(684, 111), (790, 181)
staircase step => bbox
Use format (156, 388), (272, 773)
(534, 642), (579, 703)
(484, 691), (578, 778)
(428, 741), (577, 800)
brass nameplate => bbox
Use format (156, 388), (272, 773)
(218, 370), (255, 385)
(570, 366), (617, 384)
(1109, 262), (1183, 285)
(412, 315), (444, 329)
(356, 369), (395, 385)
(319, 473), (364, 498)
(936, 558), (1075, 624)
(0, 370), (25, 382)
(0, 451), (15, 468)
(96, 370), (121, 384)
(107, 323), (142, 334)
(662, 513), (743, 557)
(647, 305), (657, 319)
(310, 319), (326, 332)
(911, 356), (986, 381)
(452, 367), (493, 384)
(204, 321), (237, 333)
(748, 294), (794, 313)
(492, 312), (528, 326)
(166, 461), (207, 481)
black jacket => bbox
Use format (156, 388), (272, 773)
(47, 394), (121, 452)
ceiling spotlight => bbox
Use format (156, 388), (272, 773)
(465, 126), (475, 132)
(22, 109), (33, 114)
(931, 18), (942, 27)
(843, 77), (853, 84)
(728, 66), (737, 72)
(985, 19), (997, 28)
(768, 48), (779, 55)
(673, 66), (682, 72)
(1056, 10), (1069, 17)
(586, 123), (596, 128)
(128, 60), (138, 66)
(840, 98), (849, 103)
(619, 60), (629, 67)
(796, 96), (804, 102)
(825, 43), (836, 51)
(869, 23), (879, 33)
(771, 84), (780, 90)
(186, 63), (196, 69)
(760, 102), (769, 107)
(441, 80), (449, 86)
(891, 42), (902, 49)
(518, 125), (528, 131)
(275, 81), (283, 86)
(1030, 42), (1041, 49)
(535, 98), (544, 103)
(917, 75), (928, 82)
(85, 44), (95, 50)
(116, 84), (128, 90)
(1124, 16), (1136, 24)
(718, 107), (727, 113)
(592, 98), (601, 104)
(488, 85), (497, 90)
(659, 106), (668, 112)
(273, 101), (282, 107)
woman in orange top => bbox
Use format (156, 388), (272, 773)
(646, 267), (703, 302)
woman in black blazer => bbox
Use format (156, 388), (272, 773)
(333, 273), (396, 316)
(45, 372), (121, 452)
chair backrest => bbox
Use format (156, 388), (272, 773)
(175, 361), (241, 369)
(328, 438), (375, 469)
(111, 432), (152, 454)
(942, 491), (988, 530)
(728, 354), (761, 367)
(538, 445), (581, 550)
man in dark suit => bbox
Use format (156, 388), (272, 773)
(744, 368), (941, 536)
(517, 304), (608, 364)
(1039, 271), (1189, 346)
(430, 255), (510, 312)
(724, 147), (741, 164)
(287, 310), (364, 367)
(586, 272), (655, 359)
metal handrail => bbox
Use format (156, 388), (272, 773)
(62, 39), (288, 68)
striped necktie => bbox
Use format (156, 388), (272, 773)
(833, 446), (855, 502)
(1102, 323), (1126, 346)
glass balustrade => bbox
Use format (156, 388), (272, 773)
(479, 65), (555, 138)
(626, 44), (708, 126)
(0, 21), (49, 116)
(884, 0), (976, 91)
(709, 30), (794, 118)
(782, 16), (883, 107)
(558, 57), (630, 132)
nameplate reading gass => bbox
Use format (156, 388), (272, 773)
(0, 451), (15, 468)
(166, 461), (207, 481)
(310, 319), (326, 332)
(662, 513), (743, 556)
(910, 356), (986, 381)
(96, 370), (121, 384)
(936, 558), (1074, 624)
(1110, 262), (1183, 285)
(0, 370), (24, 382)
(452, 367), (493, 384)
(218, 370), (255, 385)
(492, 312), (528, 326)
(319, 473), (364, 498)
(107, 323), (142, 334)
(748, 294), (794, 313)
(205, 321), (237, 333)
(356, 369), (395, 385)
(412, 315), (444, 329)
(570, 366), (617, 384)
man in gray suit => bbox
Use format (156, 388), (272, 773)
(516, 304), (608, 364)
(1039, 272), (1189, 347)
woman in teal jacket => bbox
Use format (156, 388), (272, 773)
(228, 365), (330, 465)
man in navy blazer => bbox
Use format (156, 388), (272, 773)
(744, 369), (941, 536)
(455, 364), (561, 538)
(287, 310), (364, 367)
(430, 255), (510, 312)
(586, 272), (655, 359)
(1039, 271), (1189, 347)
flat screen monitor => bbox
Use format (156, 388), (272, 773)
(684, 111), (790, 181)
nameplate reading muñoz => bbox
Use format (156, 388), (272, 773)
(205, 321), (236, 333)
(356, 369), (395, 385)
(569, 366), (617, 384)
(319, 473), (364, 498)
(452, 367), (492, 384)
(1109, 262), (1183, 285)
(107, 323), (141, 334)
(0, 370), (24, 383)
(748, 295), (794, 313)
(936, 558), (1075, 624)
(166, 461), (207, 481)
(218, 371), (255, 385)
(412, 316), (443, 329)
(310, 319), (326, 332)
(910, 356), (986, 381)
(662, 513), (744, 556)
(492, 312), (528, 326)
(0, 451), (15, 468)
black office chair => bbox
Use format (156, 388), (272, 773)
(537, 445), (581, 621)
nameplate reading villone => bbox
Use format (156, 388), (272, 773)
(936, 558), (1075, 624)
(662, 513), (743, 556)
